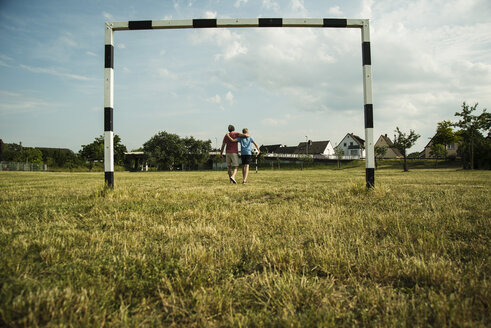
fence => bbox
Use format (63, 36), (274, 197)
(1, 161), (47, 171)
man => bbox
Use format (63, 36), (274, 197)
(227, 128), (260, 184)
(220, 125), (242, 184)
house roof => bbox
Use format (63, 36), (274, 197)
(36, 147), (74, 154)
(259, 144), (282, 153)
(350, 134), (365, 147)
(380, 134), (395, 147)
(295, 141), (331, 154)
(376, 135), (403, 157)
(340, 133), (365, 149)
(275, 146), (298, 154)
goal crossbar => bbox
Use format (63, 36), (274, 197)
(104, 18), (375, 188)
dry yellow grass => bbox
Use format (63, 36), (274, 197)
(0, 168), (490, 327)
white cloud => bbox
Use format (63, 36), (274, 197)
(103, 12), (114, 20)
(328, 6), (343, 16)
(0, 95), (59, 113)
(158, 68), (178, 79)
(234, 0), (248, 8)
(193, 28), (248, 61)
(262, 0), (280, 11)
(261, 115), (291, 126)
(86, 51), (97, 57)
(204, 11), (217, 18)
(206, 94), (221, 103)
(290, 0), (307, 14)
(117, 43), (126, 49)
(59, 33), (77, 48)
(0, 90), (21, 97)
(225, 91), (234, 105)
(20, 64), (94, 81)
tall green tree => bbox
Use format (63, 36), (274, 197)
(79, 135), (127, 170)
(182, 136), (212, 170)
(433, 120), (457, 160)
(454, 102), (491, 169)
(143, 131), (185, 170)
(19, 148), (43, 164)
(393, 127), (420, 172)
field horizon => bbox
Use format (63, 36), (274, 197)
(1, 168), (489, 327)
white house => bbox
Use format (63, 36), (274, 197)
(295, 140), (335, 156)
(337, 133), (366, 158)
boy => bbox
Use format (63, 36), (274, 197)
(227, 128), (260, 184)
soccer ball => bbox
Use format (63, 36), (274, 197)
(252, 148), (259, 156)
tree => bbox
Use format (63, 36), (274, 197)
(432, 120), (457, 160)
(429, 143), (446, 168)
(298, 154), (313, 170)
(393, 127), (420, 172)
(143, 131), (185, 170)
(454, 102), (491, 169)
(79, 135), (127, 170)
(182, 136), (211, 170)
(334, 146), (344, 169)
(374, 145), (387, 169)
(19, 148), (43, 164)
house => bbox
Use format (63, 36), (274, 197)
(259, 144), (282, 154)
(294, 140), (335, 156)
(274, 146), (298, 155)
(337, 133), (365, 158)
(374, 134), (403, 158)
(420, 138), (460, 159)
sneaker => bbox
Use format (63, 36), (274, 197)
(230, 177), (237, 184)
(242, 181), (247, 184)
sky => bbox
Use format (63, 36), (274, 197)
(1, 0), (490, 153)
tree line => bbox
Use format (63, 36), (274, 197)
(1, 131), (212, 171)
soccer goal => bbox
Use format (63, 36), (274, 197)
(104, 18), (375, 188)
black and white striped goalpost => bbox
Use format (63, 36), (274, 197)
(104, 18), (375, 188)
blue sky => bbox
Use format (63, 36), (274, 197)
(1, 0), (490, 153)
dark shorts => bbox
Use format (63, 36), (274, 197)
(241, 155), (252, 165)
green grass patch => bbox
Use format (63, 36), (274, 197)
(0, 168), (489, 327)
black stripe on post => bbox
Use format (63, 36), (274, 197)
(364, 104), (373, 129)
(362, 41), (371, 66)
(366, 168), (375, 188)
(104, 45), (113, 69)
(193, 19), (217, 28)
(128, 20), (153, 30)
(323, 18), (347, 28)
(104, 107), (113, 132)
(259, 18), (282, 27)
(105, 172), (114, 188)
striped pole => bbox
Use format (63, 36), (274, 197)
(103, 18), (374, 188)
(361, 21), (375, 188)
(104, 23), (114, 188)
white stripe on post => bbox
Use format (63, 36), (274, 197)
(365, 127), (375, 168)
(104, 131), (114, 172)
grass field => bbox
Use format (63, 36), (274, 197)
(0, 168), (490, 327)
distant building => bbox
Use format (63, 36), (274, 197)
(259, 144), (282, 154)
(337, 133), (365, 158)
(420, 138), (460, 159)
(295, 140), (335, 156)
(374, 134), (403, 158)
